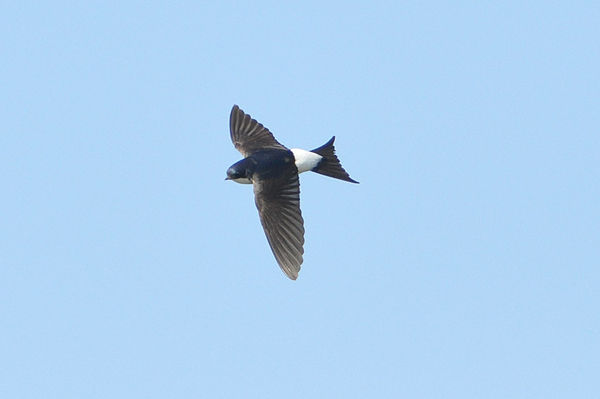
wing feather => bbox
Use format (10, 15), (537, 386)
(253, 173), (305, 280)
(230, 105), (288, 157)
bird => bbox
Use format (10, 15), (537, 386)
(226, 105), (358, 280)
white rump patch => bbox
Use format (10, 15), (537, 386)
(290, 148), (322, 174)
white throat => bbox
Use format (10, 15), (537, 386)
(232, 177), (252, 184)
(291, 148), (322, 174)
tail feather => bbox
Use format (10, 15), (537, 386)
(311, 137), (359, 184)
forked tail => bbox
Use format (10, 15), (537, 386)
(310, 137), (359, 183)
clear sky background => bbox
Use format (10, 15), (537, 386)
(1, 1), (599, 398)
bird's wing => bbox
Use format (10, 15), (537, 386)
(230, 105), (288, 157)
(253, 172), (305, 280)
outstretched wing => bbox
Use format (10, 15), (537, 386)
(253, 172), (305, 280)
(230, 105), (288, 157)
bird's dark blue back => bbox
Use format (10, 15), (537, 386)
(248, 149), (297, 181)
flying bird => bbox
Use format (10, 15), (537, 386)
(226, 105), (358, 280)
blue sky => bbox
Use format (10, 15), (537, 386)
(1, 1), (599, 397)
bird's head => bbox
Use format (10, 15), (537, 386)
(225, 159), (253, 184)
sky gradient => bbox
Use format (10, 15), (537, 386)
(1, 1), (599, 398)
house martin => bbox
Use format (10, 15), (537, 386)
(226, 105), (358, 280)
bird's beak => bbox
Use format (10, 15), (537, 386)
(225, 176), (231, 180)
